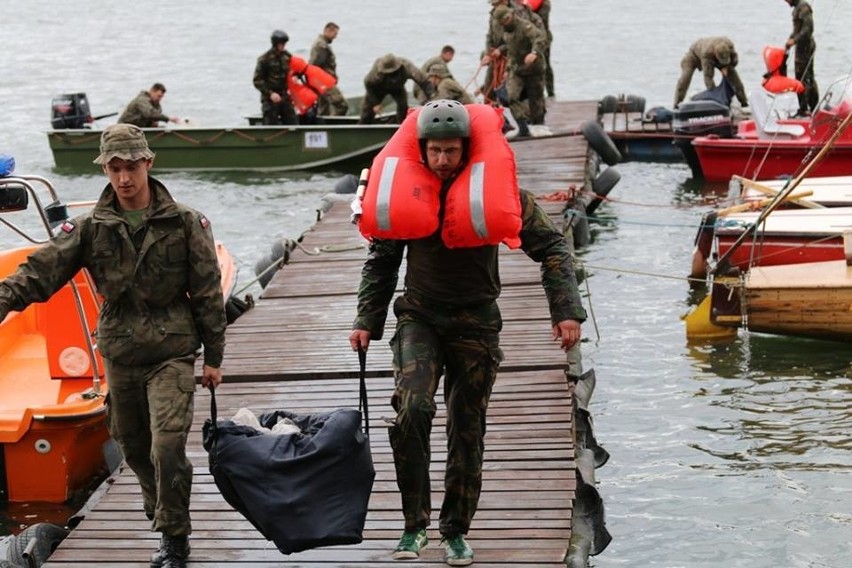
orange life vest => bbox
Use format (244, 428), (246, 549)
(287, 56), (338, 115)
(358, 104), (522, 249)
(761, 45), (805, 94)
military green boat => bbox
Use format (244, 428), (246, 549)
(46, 93), (399, 173)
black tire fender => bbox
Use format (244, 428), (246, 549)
(586, 167), (621, 216)
(6, 523), (69, 567)
(580, 120), (622, 166)
(598, 94), (618, 114)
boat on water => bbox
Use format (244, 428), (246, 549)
(46, 93), (398, 173)
(692, 75), (852, 182)
(0, 170), (240, 503)
(732, 174), (852, 208)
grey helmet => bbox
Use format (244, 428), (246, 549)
(271, 29), (289, 45)
(416, 99), (470, 139)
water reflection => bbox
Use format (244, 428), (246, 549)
(686, 334), (852, 471)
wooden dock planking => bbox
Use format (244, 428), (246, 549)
(45, 100), (596, 567)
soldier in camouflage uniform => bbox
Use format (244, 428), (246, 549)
(0, 124), (227, 568)
(493, 5), (549, 137)
(784, 0), (819, 115)
(253, 29), (298, 125)
(310, 22), (349, 116)
(426, 63), (473, 105)
(535, 0), (555, 98)
(415, 45), (456, 103)
(359, 53), (434, 124)
(118, 83), (180, 127)
(480, 0), (548, 105)
(349, 100), (585, 566)
(673, 36), (748, 109)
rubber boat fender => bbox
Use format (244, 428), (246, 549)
(563, 206), (590, 250)
(253, 237), (296, 288)
(689, 210), (718, 280)
(334, 173), (358, 194)
(359, 104), (522, 248)
(6, 523), (69, 568)
(586, 167), (620, 216)
(598, 95), (618, 115)
(225, 294), (254, 324)
(580, 120), (621, 166)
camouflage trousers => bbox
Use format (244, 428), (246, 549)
(105, 355), (196, 536)
(388, 294), (503, 537)
(506, 70), (546, 124)
(794, 48), (819, 113)
(360, 87), (408, 124)
(261, 97), (297, 125)
(317, 86), (349, 116)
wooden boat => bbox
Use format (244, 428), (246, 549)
(708, 259), (852, 342)
(0, 173), (239, 503)
(733, 174), (852, 208)
(691, 76), (852, 182)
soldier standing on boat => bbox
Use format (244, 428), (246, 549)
(493, 4), (548, 138)
(673, 36), (749, 109)
(118, 83), (181, 127)
(310, 22), (349, 116)
(0, 124), (227, 568)
(426, 63), (474, 104)
(784, 0), (819, 116)
(253, 29), (298, 125)
(359, 53), (434, 124)
(349, 99), (586, 566)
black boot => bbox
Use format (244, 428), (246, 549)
(516, 119), (531, 138)
(151, 535), (190, 568)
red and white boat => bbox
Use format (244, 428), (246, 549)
(692, 76), (852, 182)
(732, 174), (852, 208)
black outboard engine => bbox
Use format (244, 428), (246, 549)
(50, 93), (93, 129)
(672, 100), (734, 179)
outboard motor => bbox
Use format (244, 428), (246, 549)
(50, 93), (93, 129)
(672, 100), (734, 179)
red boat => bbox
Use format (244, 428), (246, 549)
(692, 76), (852, 182)
(692, 207), (852, 278)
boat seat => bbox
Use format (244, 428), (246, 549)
(750, 87), (806, 139)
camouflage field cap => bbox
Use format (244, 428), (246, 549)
(93, 123), (156, 164)
(427, 62), (451, 79)
(493, 5), (513, 23)
(378, 53), (402, 74)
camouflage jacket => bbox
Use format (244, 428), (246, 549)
(254, 47), (292, 101)
(789, 0), (815, 49)
(363, 56), (431, 94)
(420, 55), (452, 78)
(310, 34), (337, 76)
(502, 18), (548, 75)
(118, 91), (169, 127)
(434, 76), (474, 104)
(486, 1), (547, 52)
(353, 189), (586, 340)
(0, 177), (227, 367)
(688, 37), (738, 89)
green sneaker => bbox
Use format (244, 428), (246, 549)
(443, 534), (474, 566)
(392, 529), (429, 560)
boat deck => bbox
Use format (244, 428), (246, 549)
(45, 100), (600, 567)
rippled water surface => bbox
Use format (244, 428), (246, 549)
(2, 1), (852, 566)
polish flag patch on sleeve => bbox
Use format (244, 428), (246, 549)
(60, 221), (76, 233)
(199, 215), (210, 229)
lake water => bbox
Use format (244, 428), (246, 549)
(1, 1), (851, 566)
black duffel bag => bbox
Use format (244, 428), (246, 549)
(202, 350), (375, 554)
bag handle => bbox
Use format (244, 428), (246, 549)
(358, 346), (370, 437)
(206, 350), (370, 438)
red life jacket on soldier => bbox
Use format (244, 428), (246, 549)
(761, 45), (805, 94)
(524, 0), (544, 11)
(358, 104), (522, 249)
(287, 56), (338, 115)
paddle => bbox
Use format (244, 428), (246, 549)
(732, 175), (824, 209)
(93, 112), (118, 121)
